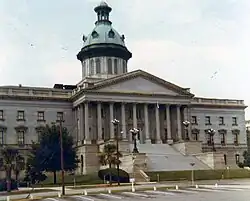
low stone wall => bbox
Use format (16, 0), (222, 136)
(173, 141), (202, 155)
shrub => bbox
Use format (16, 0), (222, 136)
(0, 179), (18, 192)
(98, 168), (129, 183)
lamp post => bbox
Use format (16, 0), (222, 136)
(207, 128), (216, 152)
(183, 120), (190, 141)
(58, 117), (65, 195)
(190, 162), (195, 186)
(130, 128), (139, 153)
(111, 118), (120, 186)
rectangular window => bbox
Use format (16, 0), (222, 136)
(232, 117), (237, 125)
(207, 134), (212, 145)
(136, 109), (142, 120)
(191, 116), (197, 125)
(0, 110), (3, 120)
(219, 117), (224, 125)
(56, 112), (64, 121)
(17, 131), (25, 145)
(221, 133), (226, 145)
(235, 154), (240, 164)
(101, 108), (105, 118)
(224, 154), (227, 165)
(205, 116), (211, 125)
(102, 128), (105, 139)
(128, 108), (133, 119)
(0, 131), (3, 145)
(192, 133), (198, 141)
(37, 111), (45, 121)
(17, 111), (25, 120)
(234, 134), (239, 145)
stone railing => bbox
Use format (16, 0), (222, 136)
(0, 86), (72, 99)
(192, 98), (244, 106)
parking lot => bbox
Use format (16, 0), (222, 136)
(42, 185), (250, 201)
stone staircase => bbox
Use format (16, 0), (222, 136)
(136, 143), (211, 171)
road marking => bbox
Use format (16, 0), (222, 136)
(99, 193), (122, 199)
(215, 187), (245, 191)
(73, 195), (94, 201)
(171, 189), (198, 194)
(187, 188), (225, 192)
(145, 190), (176, 195)
(45, 198), (59, 201)
(122, 191), (150, 198)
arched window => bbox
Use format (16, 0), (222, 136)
(107, 58), (112, 74)
(123, 60), (127, 73)
(96, 58), (101, 73)
(114, 59), (118, 74)
(90, 59), (94, 74)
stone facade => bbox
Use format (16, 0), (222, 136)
(0, 2), (247, 176)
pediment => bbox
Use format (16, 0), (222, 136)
(88, 70), (193, 96)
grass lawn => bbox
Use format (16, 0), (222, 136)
(0, 189), (56, 196)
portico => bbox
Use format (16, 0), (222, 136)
(72, 70), (194, 145)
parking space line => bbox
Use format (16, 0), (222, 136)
(99, 193), (123, 199)
(187, 188), (226, 192)
(73, 195), (95, 201)
(122, 191), (150, 198)
(145, 190), (176, 196)
(171, 189), (198, 194)
(45, 198), (59, 201)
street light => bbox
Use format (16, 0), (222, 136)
(183, 120), (190, 141)
(190, 162), (195, 186)
(130, 128), (139, 153)
(207, 128), (216, 152)
(111, 118), (120, 186)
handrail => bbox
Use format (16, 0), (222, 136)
(139, 169), (150, 182)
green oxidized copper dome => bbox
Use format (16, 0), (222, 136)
(77, 1), (132, 61)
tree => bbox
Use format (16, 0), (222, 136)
(0, 147), (24, 192)
(28, 124), (79, 184)
(98, 143), (122, 184)
(238, 150), (250, 168)
(24, 143), (47, 185)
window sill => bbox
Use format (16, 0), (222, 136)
(205, 123), (212, 126)
(16, 119), (26, 122)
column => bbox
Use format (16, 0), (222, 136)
(176, 105), (182, 141)
(133, 103), (137, 128)
(109, 103), (114, 139)
(166, 105), (172, 142)
(144, 104), (150, 143)
(187, 105), (192, 141)
(121, 103), (127, 140)
(97, 102), (103, 143)
(155, 104), (161, 143)
(84, 102), (90, 144)
(79, 104), (84, 143)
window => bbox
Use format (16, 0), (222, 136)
(224, 154), (227, 165)
(164, 129), (168, 139)
(205, 116), (211, 125)
(0, 110), (3, 120)
(235, 154), (240, 164)
(91, 31), (98, 39)
(219, 117), (224, 125)
(96, 58), (101, 73)
(136, 109), (142, 119)
(37, 130), (42, 141)
(37, 111), (45, 121)
(192, 133), (198, 141)
(207, 133), (213, 145)
(82, 61), (86, 77)
(17, 111), (25, 121)
(56, 112), (64, 121)
(232, 117), (237, 125)
(101, 108), (105, 118)
(114, 59), (118, 74)
(123, 60), (126, 73)
(90, 59), (94, 75)
(234, 133), (239, 145)
(108, 30), (115, 38)
(128, 108), (133, 119)
(107, 58), (112, 74)
(102, 128), (105, 139)
(17, 131), (25, 145)
(0, 131), (3, 145)
(191, 116), (197, 125)
(220, 133), (226, 145)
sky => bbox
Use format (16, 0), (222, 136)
(0, 0), (250, 118)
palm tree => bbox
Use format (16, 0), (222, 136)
(0, 147), (24, 192)
(98, 143), (122, 184)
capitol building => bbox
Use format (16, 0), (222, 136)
(0, 2), (247, 177)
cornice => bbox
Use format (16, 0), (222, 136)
(0, 95), (71, 102)
(190, 103), (247, 109)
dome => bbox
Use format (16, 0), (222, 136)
(77, 2), (132, 62)
(82, 24), (125, 48)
